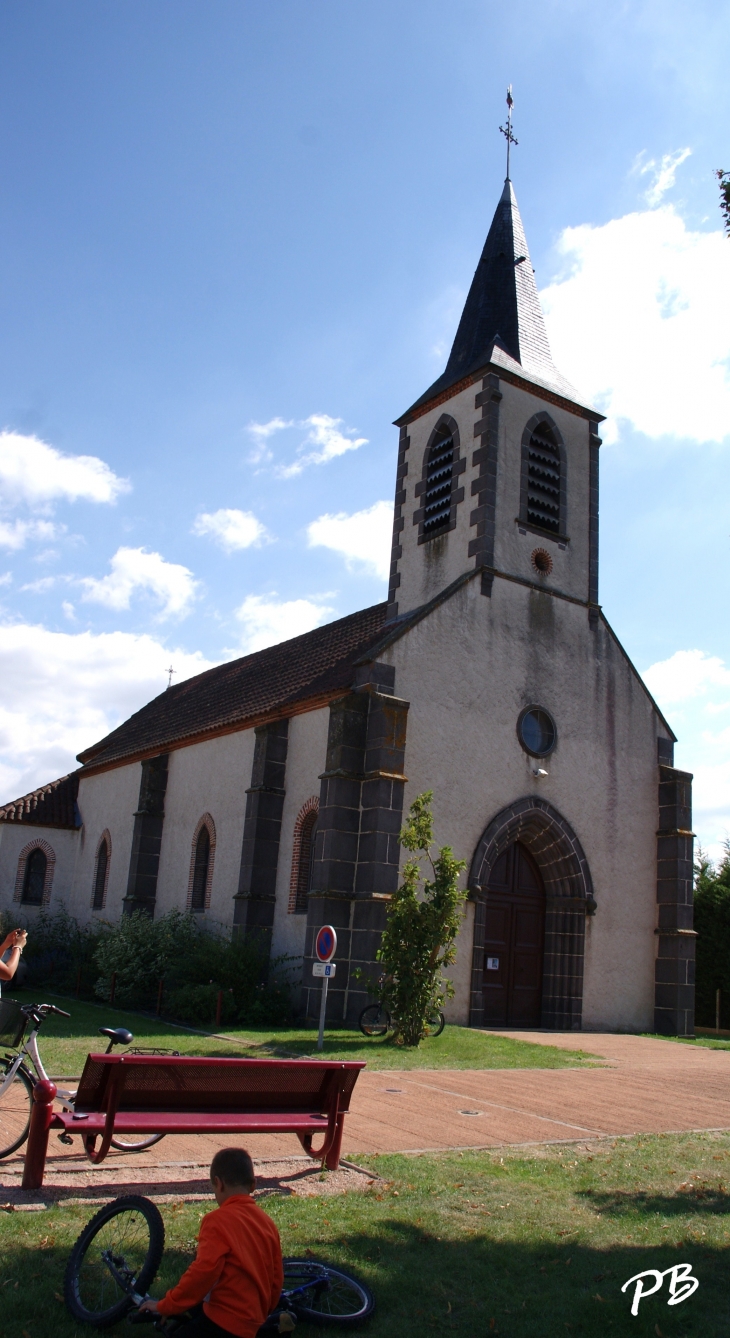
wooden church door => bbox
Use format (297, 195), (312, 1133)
(482, 841), (545, 1026)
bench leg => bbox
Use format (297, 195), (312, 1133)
(21, 1079), (57, 1191)
(324, 1117), (344, 1171)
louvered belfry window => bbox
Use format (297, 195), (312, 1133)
(423, 430), (455, 537)
(526, 423), (561, 535)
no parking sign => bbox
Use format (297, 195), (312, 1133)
(314, 925), (337, 1051)
(315, 925), (337, 963)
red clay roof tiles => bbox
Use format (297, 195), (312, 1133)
(0, 772), (81, 829)
(77, 601), (389, 773)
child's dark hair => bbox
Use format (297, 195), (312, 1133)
(210, 1147), (255, 1190)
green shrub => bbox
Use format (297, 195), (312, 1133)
(0, 904), (108, 1000)
(93, 908), (295, 1026)
(694, 844), (730, 1027)
(376, 791), (467, 1046)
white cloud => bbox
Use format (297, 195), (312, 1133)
(307, 500), (393, 581)
(0, 431), (129, 507)
(192, 508), (269, 552)
(541, 206), (730, 444)
(234, 593), (334, 654)
(643, 649), (730, 706)
(634, 147), (692, 207)
(80, 547), (199, 619)
(0, 573), (11, 588)
(247, 417), (294, 465)
(0, 519), (61, 551)
(0, 622), (216, 802)
(247, 414), (367, 477)
(643, 648), (730, 863)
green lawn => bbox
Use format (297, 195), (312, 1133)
(26, 996), (598, 1075)
(2, 1131), (728, 1336)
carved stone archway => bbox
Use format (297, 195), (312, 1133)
(469, 797), (595, 1031)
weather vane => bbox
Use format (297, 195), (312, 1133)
(499, 85), (518, 180)
(166, 664), (175, 689)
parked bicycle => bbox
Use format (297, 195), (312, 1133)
(0, 996), (174, 1160)
(358, 1003), (445, 1039)
(63, 1195), (375, 1330)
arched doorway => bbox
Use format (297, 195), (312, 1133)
(482, 842), (545, 1026)
(468, 796), (595, 1031)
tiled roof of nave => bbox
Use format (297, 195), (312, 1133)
(77, 601), (389, 772)
(0, 772), (81, 829)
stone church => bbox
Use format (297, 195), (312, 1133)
(0, 175), (695, 1036)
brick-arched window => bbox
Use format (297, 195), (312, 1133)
(92, 830), (111, 910)
(187, 814), (216, 912)
(14, 839), (56, 906)
(289, 797), (319, 914)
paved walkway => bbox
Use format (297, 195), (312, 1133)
(3, 1032), (730, 1204)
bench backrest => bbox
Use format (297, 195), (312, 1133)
(74, 1054), (364, 1116)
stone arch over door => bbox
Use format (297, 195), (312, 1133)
(468, 797), (595, 1031)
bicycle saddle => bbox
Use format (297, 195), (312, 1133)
(98, 1027), (134, 1046)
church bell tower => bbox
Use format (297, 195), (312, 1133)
(386, 136), (604, 626)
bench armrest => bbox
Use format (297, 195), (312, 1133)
(81, 1063), (126, 1165)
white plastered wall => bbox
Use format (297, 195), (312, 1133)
(270, 707), (330, 966)
(378, 574), (668, 1032)
(395, 375), (593, 616)
(0, 823), (81, 921)
(155, 730), (256, 928)
(72, 763), (142, 923)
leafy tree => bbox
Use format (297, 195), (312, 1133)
(376, 791), (467, 1046)
(693, 842), (730, 1028)
(716, 170), (730, 236)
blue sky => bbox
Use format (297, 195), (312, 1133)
(0, 1), (729, 856)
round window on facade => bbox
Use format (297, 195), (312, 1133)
(517, 706), (557, 757)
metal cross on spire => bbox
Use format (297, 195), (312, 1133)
(499, 85), (518, 180)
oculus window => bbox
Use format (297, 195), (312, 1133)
(517, 706), (557, 758)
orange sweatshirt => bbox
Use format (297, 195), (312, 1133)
(157, 1194), (284, 1338)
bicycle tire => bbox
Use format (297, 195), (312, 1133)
(0, 1059), (33, 1159)
(283, 1259), (375, 1326)
(64, 1195), (164, 1328)
(111, 1134), (166, 1152)
(358, 1004), (391, 1038)
(424, 1012), (445, 1038)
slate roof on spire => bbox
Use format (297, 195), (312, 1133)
(399, 179), (597, 420)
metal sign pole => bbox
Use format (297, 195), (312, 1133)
(317, 974), (329, 1052)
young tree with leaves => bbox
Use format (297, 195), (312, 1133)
(376, 791), (467, 1046)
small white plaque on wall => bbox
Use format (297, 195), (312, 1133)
(486, 957), (500, 971)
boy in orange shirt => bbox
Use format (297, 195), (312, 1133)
(139, 1147), (283, 1338)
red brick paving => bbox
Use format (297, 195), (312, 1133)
(3, 1031), (729, 1203)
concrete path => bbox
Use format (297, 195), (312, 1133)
(3, 1032), (730, 1205)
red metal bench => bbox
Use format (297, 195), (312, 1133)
(22, 1054), (365, 1190)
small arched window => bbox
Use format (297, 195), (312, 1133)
(525, 420), (562, 535)
(294, 811), (317, 913)
(422, 427), (455, 537)
(92, 837), (109, 910)
(22, 848), (47, 906)
(191, 825), (211, 912)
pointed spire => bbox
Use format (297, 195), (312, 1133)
(399, 179), (591, 421)
(445, 178), (554, 382)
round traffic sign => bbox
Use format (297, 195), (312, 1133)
(315, 925), (337, 962)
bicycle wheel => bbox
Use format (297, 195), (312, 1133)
(0, 1059), (33, 1159)
(64, 1195), (164, 1328)
(358, 1004), (391, 1038)
(423, 1011), (445, 1038)
(284, 1259), (375, 1326)
(111, 1134), (166, 1152)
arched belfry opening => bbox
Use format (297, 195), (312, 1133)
(468, 797), (595, 1031)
